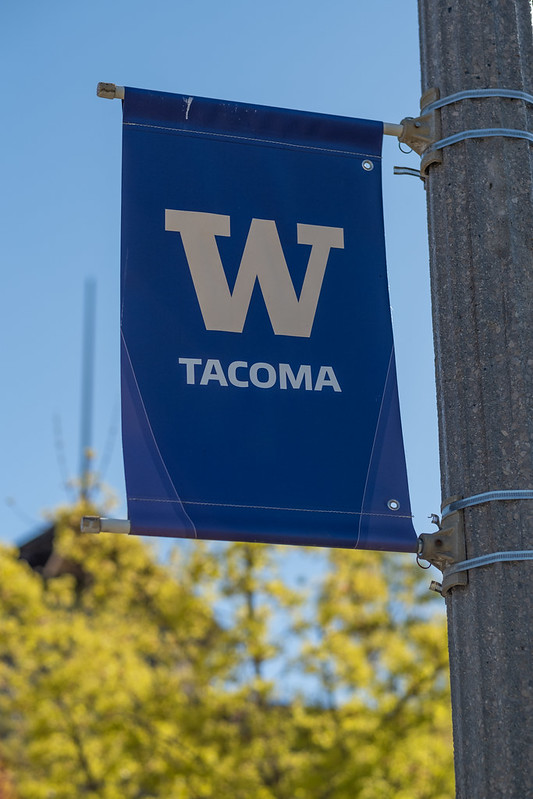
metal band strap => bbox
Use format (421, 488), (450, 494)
(432, 127), (533, 152)
(441, 489), (533, 518)
(418, 89), (533, 160)
(445, 550), (533, 577)
(421, 88), (533, 114)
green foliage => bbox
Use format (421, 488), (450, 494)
(0, 503), (453, 798)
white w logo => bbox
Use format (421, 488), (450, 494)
(165, 210), (344, 338)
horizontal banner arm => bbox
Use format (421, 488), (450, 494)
(96, 83), (405, 139)
(383, 122), (404, 137)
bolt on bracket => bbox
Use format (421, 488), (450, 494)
(399, 88), (443, 178)
(418, 495), (468, 595)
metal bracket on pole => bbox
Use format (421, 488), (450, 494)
(398, 88), (443, 178)
(96, 82), (125, 100)
(418, 494), (468, 595)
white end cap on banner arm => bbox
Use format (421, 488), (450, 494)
(81, 516), (131, 534)
(97, 82), (125, 100)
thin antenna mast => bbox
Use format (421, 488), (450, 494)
(79, 278), (96, 502)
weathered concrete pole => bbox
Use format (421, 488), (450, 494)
(417, 1), (533, 796)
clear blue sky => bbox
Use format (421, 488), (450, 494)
(1, 0), (439, 547)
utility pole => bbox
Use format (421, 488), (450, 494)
(416, 1), (533, 796)
(79, 278), (96, 502)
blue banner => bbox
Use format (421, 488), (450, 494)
(120, 87), (417, 552)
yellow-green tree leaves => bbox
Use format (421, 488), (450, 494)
(0, 505), (453, 798)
